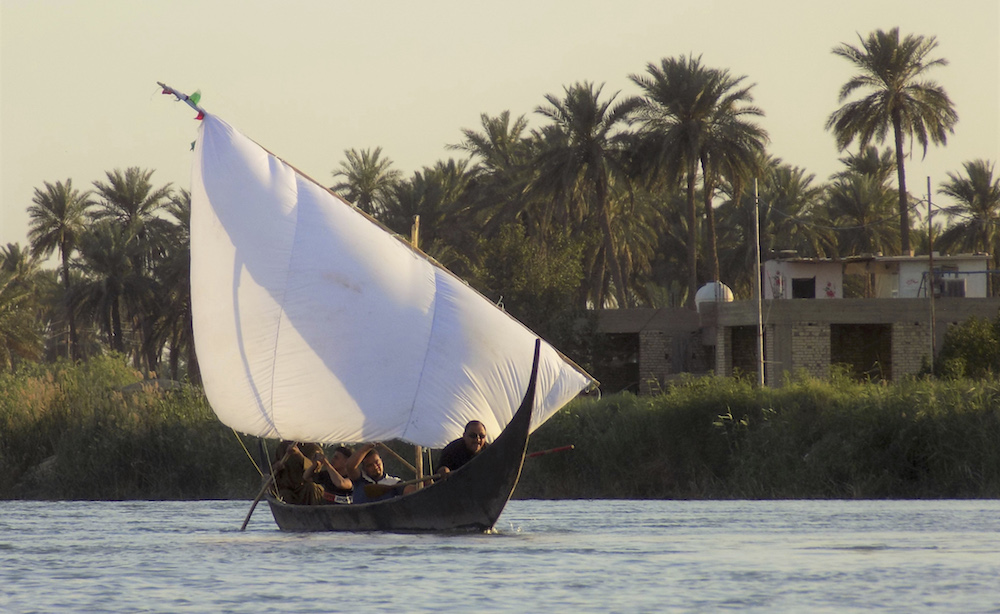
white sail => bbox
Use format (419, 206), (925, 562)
(189, 114), (595, 448)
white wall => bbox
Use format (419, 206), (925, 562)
(897, 257), (988, 298)
(763, 261), (842, 299)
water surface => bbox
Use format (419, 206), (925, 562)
(2, 499), (998, 612)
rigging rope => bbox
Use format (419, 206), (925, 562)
(232, 429), (264, 477)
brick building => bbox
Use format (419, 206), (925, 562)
(596, 254), (1000, 393)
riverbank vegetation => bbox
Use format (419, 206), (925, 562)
(518, 372), (1000, 499)
(3, 355), (998, 501)
(0, 356), (256, 500)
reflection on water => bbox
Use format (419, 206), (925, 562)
(1, 499), (999, 613)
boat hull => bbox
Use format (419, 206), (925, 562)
(264, 342), (539, 532)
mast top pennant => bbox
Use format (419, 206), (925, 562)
(158, 82), (205, 120)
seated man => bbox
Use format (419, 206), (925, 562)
(304, 444), (354, 504)
(345, 443), (403, 503)
(273, 441), (325, 505)
(437, 420), (488, 474)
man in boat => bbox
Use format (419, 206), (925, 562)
(345, 443), (404, 503)
(303, 444), (354, 504)
(273, 441), (325, 505)
(437, 421), (489, 474)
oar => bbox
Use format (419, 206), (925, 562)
(362, 473), (442, 499)
(240, 475), (276, 531)
(240, 449), (292, 531)
(527, 445), (575, 458)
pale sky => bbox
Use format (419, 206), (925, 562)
(2, 0), (998, 249)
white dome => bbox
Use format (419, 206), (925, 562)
(695, 281), (734, 311)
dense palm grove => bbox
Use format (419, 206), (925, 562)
(2, 29), (999, 382)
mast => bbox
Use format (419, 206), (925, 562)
(411, 215), (424, 483)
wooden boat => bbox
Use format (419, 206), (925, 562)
(160, 84), (595, 532)
(265, 340), (538, 532)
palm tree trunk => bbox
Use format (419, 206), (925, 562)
(893, 112), (910, 255)
(169, 325), (181, 381)
(60, 246), (79, 360)
(591, 244), (607, 309)
(142, 318), (158, 377)
(701, 153), (721, 283)
(685, 162), (699, 309)
(597, 181), (629, 308)
(111, 299), (124, 353)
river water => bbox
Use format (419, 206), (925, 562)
(1, 499), (998, 613)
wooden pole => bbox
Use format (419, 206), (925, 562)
(928, 176), (936, 364)
(411, 215), (425, 485)
(527, 445), (575, 458)
(376, 442), (417, 474)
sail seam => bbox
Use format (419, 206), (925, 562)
(400, 266), (442, 445)
(264, 158), (300, 437)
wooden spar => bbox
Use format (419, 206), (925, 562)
(527, 445), (574, 458)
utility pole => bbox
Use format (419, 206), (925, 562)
(928, 177), (936, 368)
(754, 179), (764, 387)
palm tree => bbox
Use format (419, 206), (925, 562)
(0, 270), (43, 371)
(380, 159), (475, 269)
(826, 28), (958, 255)
(449, 111), (535, 235)
(831, 145), (896, 186)
(72, 220), (149, 355)
(697, 72), (768, 284)
(532, 81), (638, 308)
(936, 160), (1000, 291)
(0, 243), (40, 279)
(717, 158), (834, 295)
(152, 189), (199, 382)
(92, 168), (172, 373)
(331, 147), (402, 217)
(629, 56), (766, 306)
(27, 179), (92, 359)
(92, 167), (173, 263)
(826, 174), (900, 258)
(608, 186), (667, 307)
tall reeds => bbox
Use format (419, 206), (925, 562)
(0, 356), (257, 500)
(3, 357), (998, 500)
(517, 372), (1000, 499)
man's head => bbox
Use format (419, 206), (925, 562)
(462, 420), (488, 454)
(300, 442), (323, 460)
(330, 446), (352, 474)
(361, 450), (384, 481)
